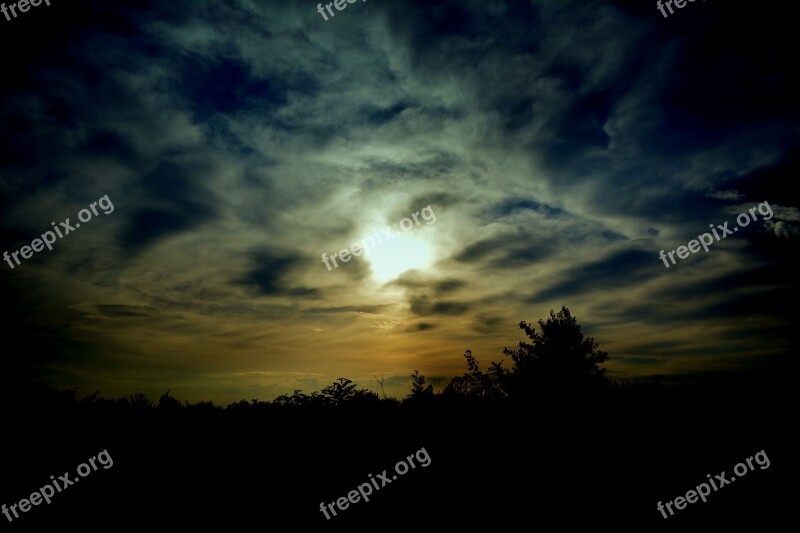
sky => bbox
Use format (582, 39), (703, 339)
(1, 0), (798, 404)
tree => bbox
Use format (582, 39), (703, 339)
(499, 306), (609, 398)
(408, 370), (434, 400)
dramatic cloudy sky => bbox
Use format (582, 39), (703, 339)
(1, 0), (797, 403)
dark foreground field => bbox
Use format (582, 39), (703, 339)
(1, 363), (795, 530)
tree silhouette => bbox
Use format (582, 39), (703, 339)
(408, 370), (434, 400)
(498, 306), (609, 398)
(374, 373), (387, 400)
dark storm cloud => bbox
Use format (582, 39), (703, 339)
(362, 151), (462, 184)
(122, 208), (208, 252)
(238, 251), (320, 298)
(407, 192), (461, 211)
(406, 322), (436, 332)
(180, 57), (284, 119)
(364, 102), (413, 126)
(471, 314), (505, 335)
(652, 263), (786, 303)
(454, 232), (560, 268)
(384, 0), (540, 71)
(600, 280), (798, 338)
(433, 279), (467, 294)
(532, 249), (655, 301)
(121, 160), (218, 251)
(489, 199), (568, 220)
(389, 272), (466, 295)
(725, 152), (800, 215)
(80, 129), (140, 161)
(409, 296), (470, 317)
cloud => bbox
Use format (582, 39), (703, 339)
(706, 190), (743, 201)
(96, 305), (154, 318)
(532, 248), (655, 301)
(238, 250), (321, 298)
(434, 279), (467, 294)
(454, 232), (559, 268)
(406, 322), (436, 332)
(409, 296), (470, 317)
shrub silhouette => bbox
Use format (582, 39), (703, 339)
(320, 377), (380, 406)
(158, 389), (183, 414)
(321, 377), (359, 404)
(128, 393), (153, 410)
(442, 350), (505, 399)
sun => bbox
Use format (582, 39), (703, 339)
(366, 234), (433, 283)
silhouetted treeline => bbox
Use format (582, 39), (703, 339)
(3, 307), (625, 413)
(0, 307), (794, 529)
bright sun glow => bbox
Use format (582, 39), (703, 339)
(367, 234), (433, 283)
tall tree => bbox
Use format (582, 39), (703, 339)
(499, 306), (609, 398)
